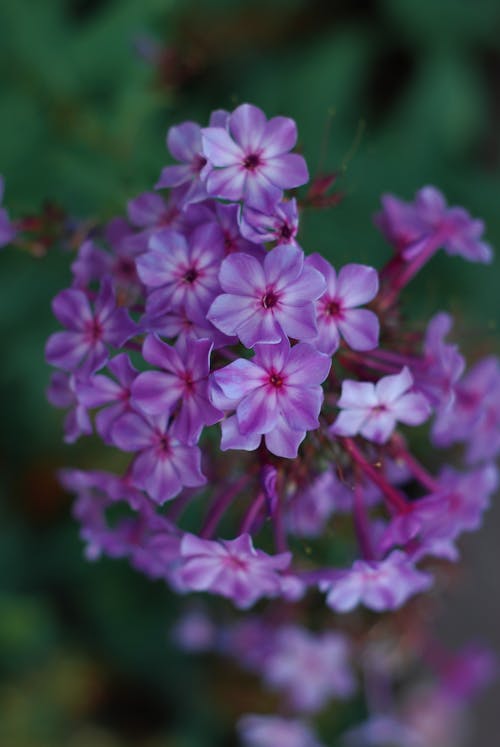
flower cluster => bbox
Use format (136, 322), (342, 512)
(26, 102), (498, 745)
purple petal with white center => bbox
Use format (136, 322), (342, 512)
(201, 127), (243, 166)
(167, 121), (201, 162)
(263, 153), (309, 189)
(220, 415), (262, 451)
(45, 331), (89, 371)
(285, 343), (331, 386)
(330, 409), (369, 438)
(237, 386), (278, 435)
(375, 366), (413, 404)
(111, 413), (153, 451)
(132, 448), (181, 504)
(281, 386), (322, 431)
(337, 380), (378, 409)
(52, 289), (92, 330)
(336, 264), (379, 307)
(262, 116), (298, 156)
(219, 252), (266, 295)
(205, 164), (247, 201)
(265, 415), (306, 458)
(132, 371), (179, 415)
(338, 308), (380, 351)
(360, 410), (397, 444)
(229, 103), (268, 151)
(213, 358), (265, 400)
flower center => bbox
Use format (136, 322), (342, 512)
(183, 267), (198, 284)
(243, 152), (261, 171)
(191, 153), (207, 174)
(262, 290), (278, 309)
(269, 371), (284, 388)
(85, 318), (103, 343)
(279, 222), (293, 241)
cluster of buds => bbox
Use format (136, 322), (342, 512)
(13, 102), (495, 744)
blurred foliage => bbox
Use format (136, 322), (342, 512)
(1, 0), (500, 744)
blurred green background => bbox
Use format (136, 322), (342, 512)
(1, 0), (500, 744)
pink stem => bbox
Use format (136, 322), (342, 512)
(239, 491), (266, 535)
(341, 437), (409, 514)
(200, 474), (251, 538)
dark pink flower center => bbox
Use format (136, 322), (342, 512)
(325, 298), (342, 318)
(157, 433), (171, 455)
(279, 222), (293, 241)
(262, 290), (279, 309)
(183, 267), (199, 284)
(191, 153), (207, 174)
(84, 318), (104, 343)
(269, 371), (284, 389)
(243, 152), (262, 171)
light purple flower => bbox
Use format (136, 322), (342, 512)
(136, 227), (223, 322)
(155, 121), (210, 206)
(412, 313), (465, 410)
(111, 412), (206, 504)
(177, 533), (291, 609)
(0, 176), (16, 247)
(76, 353), (138, 443)
(212, 337), (330, 458)
(374, 186), (493, 263)
(262, 626), (356, 712)
(131, 334), (222, 444)
(45, 280), (138, 375)
(46, 371), (92, 443)
(321, 550), (433, 613)
(207, 244), (325, 347)
(202, 103), (309, 211)
(331, 367), (431, 444)
(239, 198), (299, 246)
(306, 254), (380, 355)
(432, 355), (500, 464)
(238, 715), (325, 747)
(342, 715), (424, 747)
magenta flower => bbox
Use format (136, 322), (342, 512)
(136, 227), (223, 322)
(306, 254), (380, 355)
(111, 412), (206, 504)
(207, 244), (325, 347)
(262, 626), (355, 712)
(321, 550), (433, 613)
(76, 353), (138, 443)
(331, 367), (431, 444)
(45, 279), (137, 375)
(374, 185), (493, 263)
(131, 334), (223, 444)
(212, 337), (331, 458)
(177, 533), (291, 609)
(202, 103), (309, 211)
(238, 715), (325, 747)
(239, 198), (299, 246)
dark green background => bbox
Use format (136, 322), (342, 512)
(1, 1), (499, 744)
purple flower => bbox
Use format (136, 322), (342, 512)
(46, 371), (92, 443)
(331, 367), (431, 444)
(412, 313), (465, 410)
(202, 103), (309, 211)
(45, 280), (138, 375)
(239, 198), (299, 246)
(238, 715), (325, 747)
(306, 255), (379, 355)
(131, 334), (222, 444)
(177, 533), (291, 609)
(0, 176), (16, 247)
(374, 186), (493, 263)
(111, 412), (206, 504)
(342, 715), (424, 747)
(212, 337), (331, 458)
(207, 244), (325, 347)
(321, 550), (432, 613)
(136, 227), (223, 322)
(194, 201), (261, 256)
(76, 353), (138, 443)
(262, 626), (355, 712)
(155, 121), (210, 206)
(432, 355), (500, 464)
